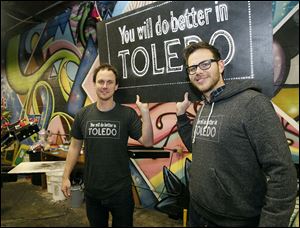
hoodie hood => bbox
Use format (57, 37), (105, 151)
(192, 80), (262, 144)
(212, 80), (262, 103)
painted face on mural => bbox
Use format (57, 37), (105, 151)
(187, 49), (225, 97)
(95, 69), (118, 101)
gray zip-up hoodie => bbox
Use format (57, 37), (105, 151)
(177, 80), (297, 227)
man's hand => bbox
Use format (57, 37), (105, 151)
(61, 177), (71, 198)
(176, 92), (191, 116)
(136, 95), (149, 113)
(136, 95), (153, 147)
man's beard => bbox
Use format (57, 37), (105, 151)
(192, 76), (219, 94)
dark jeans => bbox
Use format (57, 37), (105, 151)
(188, 203), (218, 227)
(85, 186), (134, 227)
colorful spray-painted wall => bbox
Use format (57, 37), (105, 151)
(1, 1), (299, 210)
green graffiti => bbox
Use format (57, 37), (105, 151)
(6, 35), (80, 95)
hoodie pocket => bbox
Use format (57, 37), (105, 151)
(210, 168), (231, 198)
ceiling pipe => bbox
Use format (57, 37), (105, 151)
(6, 1), (65, 33)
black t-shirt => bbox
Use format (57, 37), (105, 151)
(71, 102), (142, 199)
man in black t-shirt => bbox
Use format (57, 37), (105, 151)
(61, 63), (154, 227)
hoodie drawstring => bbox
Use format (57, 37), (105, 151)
(192, 104), (205, 144)
(204, 102), (214, 130)
(192, 102), (215, 144)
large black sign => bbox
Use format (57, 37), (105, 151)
(97, 1), (273, 103)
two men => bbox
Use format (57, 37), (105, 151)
(62, 41), (297, 227)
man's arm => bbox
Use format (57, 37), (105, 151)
(176, 92), (193, 152)
(245, 95), (297, 227)
(61, 137), (83, 198)
(177, 114), (193, 152)
(136, 95), (154, 147)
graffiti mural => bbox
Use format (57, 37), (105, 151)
(1, 1), (298, 216)
(271, 1), (299, 166)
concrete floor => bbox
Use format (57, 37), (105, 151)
(1, 177), (183, 227)
(2, 177), (299, 227)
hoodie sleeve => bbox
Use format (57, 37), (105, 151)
(244, 94), (297, 227)
(177, 113), (193, 152)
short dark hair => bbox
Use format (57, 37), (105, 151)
(183, 42), (221, 65)
(93, 63), (119, 85)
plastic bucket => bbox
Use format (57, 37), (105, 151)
(70, 185), (84, 208)
(46, 171), (65, 201)
(52, 181), (66, 201)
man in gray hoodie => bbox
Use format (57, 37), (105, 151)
(176, 41), (297, 227)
